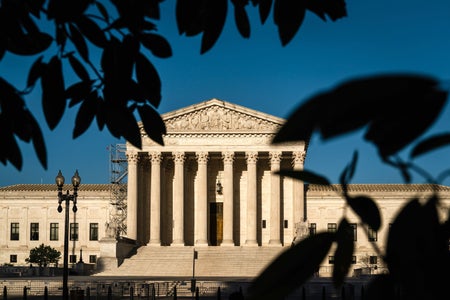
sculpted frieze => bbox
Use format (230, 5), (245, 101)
(164, 105), (281, 132)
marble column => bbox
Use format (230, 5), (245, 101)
(245, 151), (258, 246)
(269, 151), (282, 245)
(195, 152), (209, 246)
(126, 152), (139, 241)
(172, 152), (185, 246)
(149, 152), (162, 245)
(221, 151), (234, 246)
(292, 151), (306, 230)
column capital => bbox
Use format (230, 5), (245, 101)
(126, 152), (139, 164)
(245, 151), (258, 164)
(173, 151), (186, 164)
(269, 151), (282, 164)
(222, 151), (234, 164)
(150, 151), (163, 164)
(292, 151), (306, 166)
(196, 151), (209, 164)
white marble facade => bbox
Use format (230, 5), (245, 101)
(125, 99), (307, 247)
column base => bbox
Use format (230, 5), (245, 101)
(148, 240), (161, 246)
(268, 240), (282, 246)
(220, 240), (235, 246)
(171, 240), (185, 247)
(195, 239), (209, 246)
(244, 240), (258, 247)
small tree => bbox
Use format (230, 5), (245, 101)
(25, 244), (61, 267)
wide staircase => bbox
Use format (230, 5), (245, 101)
(96, 246), (289, 278)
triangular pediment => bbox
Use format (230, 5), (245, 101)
(161, 98), (284, 133)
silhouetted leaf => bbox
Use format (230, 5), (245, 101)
(233, 1), (250, 38)
(255, 0), (272, 24)
(140, 33), (172, 58)
(47, 0), (90, 22)
(248, 232), (335, 300)
(68, 23), (89, 61)
(306, 0), (348, 22)
(385, 198), (422, 290)
(55, 25), (67, 46)
(333, 219), (354, 288)
(141, 0), (161, 19)
(272, 74), (448, 159)
(385, 196), (447, 299)
(364, 274), (396, 300)
(73, 92), (97, 138)
(27, 55), (44, 88)
(66, 81), (92, 107)
(6, 32), (53, 55)
(410, 133), (450, 158)
(41, 56), (65, 130)
(137, 105), (166, 146)
(27, 111), (47, 169)
(176, 0), (204, 36)
(95, 96), (105, 130)
(105, 105), (142, 149)
(68, 53), (90, 81)
(95, 1), (109, 21)
(74, 16), (108, 48)
(339, 151), (358, 185)
(26, 0), (46, 18)
(0, 41), (5, 61)
(274, 0), (306, 46)
(201, 1), (228, 54)
(276, 169), (331, 185)
(121, 35), (140, 79)
(346, 195), (381, 231)
(0, 123), (22, 170)
(136, 53), (161, 107)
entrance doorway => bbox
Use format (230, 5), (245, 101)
(209, 202), (223, 246)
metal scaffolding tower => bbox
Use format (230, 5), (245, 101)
(108, 144), (128, 238)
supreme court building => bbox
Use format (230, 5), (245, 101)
(1, 98), (449, 278)
(125, 98), (306, 247)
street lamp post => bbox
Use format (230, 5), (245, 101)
(56, 170), (80, 300)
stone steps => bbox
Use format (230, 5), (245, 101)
(97, 246), (288, 277)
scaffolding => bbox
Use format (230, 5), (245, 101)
(108, 144), (128, 238)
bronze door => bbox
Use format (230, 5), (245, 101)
(209, 202), (223, 246)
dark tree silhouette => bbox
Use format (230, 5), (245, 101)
(25, 243), (61, 267)
(0, 0), (346, 171)
(2, 1), (448, 300)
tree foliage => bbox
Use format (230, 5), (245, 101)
(247, 75), (450, 300)
(25, 244), (61, 267)
(1, 1), (448, 300)
(0, 0), (347, 171)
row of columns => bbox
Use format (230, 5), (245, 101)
(126, 150), (305, 246)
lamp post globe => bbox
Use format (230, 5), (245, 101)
(56, 170), (80, 300)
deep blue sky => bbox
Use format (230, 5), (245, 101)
(1, 1), (450, 186)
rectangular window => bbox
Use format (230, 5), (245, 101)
(284, 220), (288, 229)
(327, 223), (337, 233)
(30, 223), (39, 241)
(89, 255), (97, 264)
(50, 223), (59, 241)
(350, 223), (357, 241)
(89, 223), (99, 241)
(368, 226), (378, 242)
(10, 255), (17, 263)
(70, 223), (79, 241)
(69, 255), (77, 263)
(10, 223), (19, 240)
(309, 223), (317, 236)
(262, 220), (266, 228)
(352, 256), (357, 264)
(369, 256), (378, 265)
